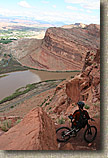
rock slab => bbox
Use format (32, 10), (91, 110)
(0, 107), (58, 150)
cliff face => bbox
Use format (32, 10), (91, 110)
(66, 49), (100, 103)
(0, 107), (58, 150)
(5, 24), (100, 71)
(43, 49), (100, 118)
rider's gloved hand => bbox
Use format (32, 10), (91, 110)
(68, 114), (73, 120)
(90, 118), (95, 121)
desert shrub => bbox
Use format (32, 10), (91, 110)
(94, 113), (100, 118)
(84, 104), (90, 109)
(10, 105), (14, 108)
(93, 102), (100, 107)
(72, 103), (75, 107)
(58, 117), (65, 124)
(0, 120), (12, 132)
(16, 119), (21, 124)
(49, 107), (52, 110)
(45, 102), (50, 107)
(0, 39), (13, 44)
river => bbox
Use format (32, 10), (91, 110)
(0, 70), (79, 100)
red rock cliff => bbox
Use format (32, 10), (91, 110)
(45, 49), (100, 118)
(66, 49), (100, 103)
(6, 24), (100, 71)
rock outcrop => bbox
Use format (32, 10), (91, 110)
(61, 23), (87, 29)
(0, 107), (58, 150)
(4, 24), (100, 71)
(45, 49), (100, 117)
(66, 49), (100, 103)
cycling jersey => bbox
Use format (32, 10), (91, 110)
(72, 109), (90, 127)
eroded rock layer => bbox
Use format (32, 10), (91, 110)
(5, 24), (100, 71)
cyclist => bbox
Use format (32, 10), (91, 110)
(69, 101), (90, 130)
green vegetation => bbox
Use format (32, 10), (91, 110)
(91, 55), (94, 60)
(39, 97), (49, 107)
(84, 104), (90, 109)
(38, 91), (56, 110)
(0, 120), (12, 132)
(0, 39), (13, 44)
(58, 116), (65, 124)
(45, 102), (50, 107)
(0, 57), (28, 74)
(0, 27), (46, 40)
(0, 80), (59, 104)
(16, 119), (21, 124)
(0, 118), (22, 132)
(72, 103), (76, 107)
(93, 102), (100, 107)
(10, 104), (17, 108)
(0, 83), (37, 104)
(0, 74), (8, 78)
(23, 66), (80, 73)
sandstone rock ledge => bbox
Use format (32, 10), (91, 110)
(0, 107), (58, 150)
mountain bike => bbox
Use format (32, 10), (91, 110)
(56, 115), (97, 143)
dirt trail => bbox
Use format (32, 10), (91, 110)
(56, 118), (100, 150)
(0, 116), (100, 150)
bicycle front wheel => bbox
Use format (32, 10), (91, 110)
(56, 127), (71, 142)
(84, 125), (97, 143)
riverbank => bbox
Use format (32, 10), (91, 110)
(24, 66), (80, 73)
(0, 68), (80, 101)
(0, 52), (80, 75)
(0, 79), (64, 113)
(0, 74), (8, 78)
(0, 58), (80, 75)
(0, 57), (28, 75)
(0, 79), (64, 105)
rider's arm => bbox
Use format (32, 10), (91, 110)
(69, 114), (75, 122)
(85, 111), (90, 120)
(71, 110), (79, 122)
(72, 110), (78, 118)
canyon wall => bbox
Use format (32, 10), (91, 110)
(5, 24), (100, 71)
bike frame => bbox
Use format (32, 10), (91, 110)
(64, 128), (79, 136)
(66, 118), (90, 136)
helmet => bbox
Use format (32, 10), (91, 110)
(77, 101), (85, 109)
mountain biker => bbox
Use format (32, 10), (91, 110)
(69, 101), (90, 129)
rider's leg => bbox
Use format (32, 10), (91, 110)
(70, 122), (77, 136)
(72, 121), (78, 130)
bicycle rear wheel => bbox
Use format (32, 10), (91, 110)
(84, 125), (97, 143)
(56, 127), (71, 142)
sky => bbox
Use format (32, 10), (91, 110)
(0, 0), (100, 25)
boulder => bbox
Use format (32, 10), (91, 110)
(0, 107), (58, 150)
(60, 143), (74, 150)
(66, 77), (80, 103)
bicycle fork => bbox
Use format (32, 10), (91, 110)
(87, 125), (92, 135)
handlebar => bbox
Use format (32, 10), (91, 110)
(68, 115), (95, 122)
(90, 118), (95, 121)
